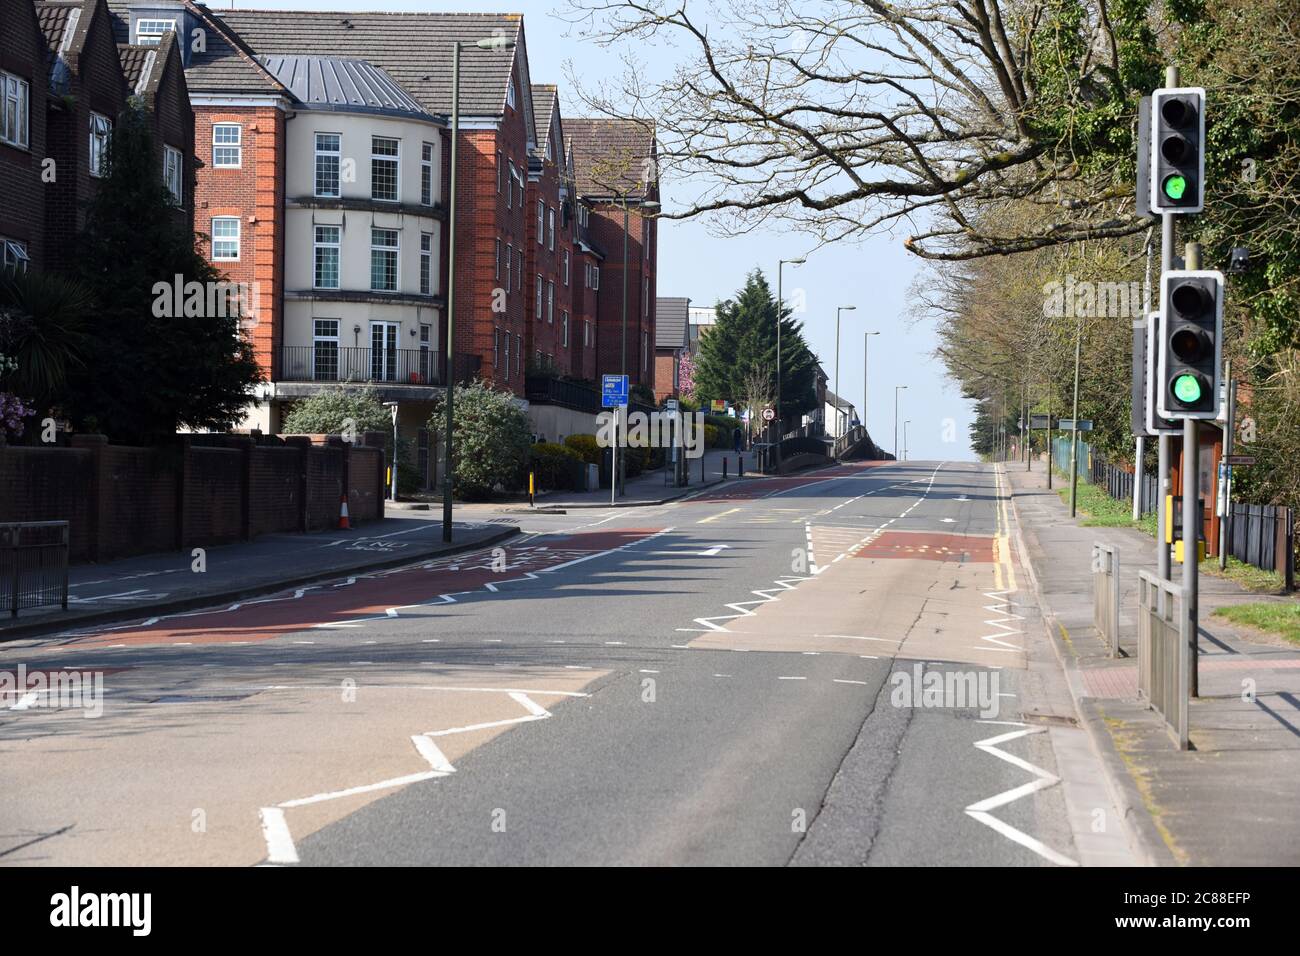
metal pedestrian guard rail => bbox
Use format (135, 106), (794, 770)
(1091, 542), (1121, 658)
(0, 521), (70, 617)
(1137, 569), (1190, 750)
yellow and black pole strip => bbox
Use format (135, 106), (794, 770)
(529, 471), (535, 509)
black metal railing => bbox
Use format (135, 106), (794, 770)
(1089, 455), (1158, 516)
(1, 521), (69, 617)
(280, 346), (442, 386)
(1226, 503), (1294, 586)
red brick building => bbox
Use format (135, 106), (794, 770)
(525, 84), (573, 378)
(566, 118), (659, 394)
(0, 0), (195, 275)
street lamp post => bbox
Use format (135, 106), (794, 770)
(834, 305), (856, 438)
(893, 385), (907, 460)
(444, 34), (515, 542)
(774, 257), (805, 471)
(615, 193), (660, 495)
(903, 420), (911, 462)
(863, 331), (879, 435)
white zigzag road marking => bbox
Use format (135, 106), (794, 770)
(965, 726), (1078, 867)
(259, 688), (581, 864)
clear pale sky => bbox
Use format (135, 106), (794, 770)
(223, 0), (977, 461)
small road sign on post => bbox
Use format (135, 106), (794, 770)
(761, 407), (775, 422)
(1058, 419), (1093, 432)
(1029, 414), (1052, 430)
(602, 374), (629, 409)
(1225, 455), (1255, 466)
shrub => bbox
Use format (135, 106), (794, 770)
(564, 432), (602, 465)
(429, 380), (532, 499)
(282, 387), (390, 436)
(530, 442), (584, 491)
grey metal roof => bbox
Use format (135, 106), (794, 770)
(655, 296), (689, 350)
(258, 55), (429, 119)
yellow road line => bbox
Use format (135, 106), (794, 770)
(697, 507), (740, 524)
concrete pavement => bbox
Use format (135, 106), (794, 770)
(1006, 464), (1300, 866)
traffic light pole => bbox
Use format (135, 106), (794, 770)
(1184, 241), (1201, 696)
(1156, 64), (1178, 584)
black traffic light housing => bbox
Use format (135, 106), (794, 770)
(1150, 87), (1206, 214)
(1157, 271), (1223, 420)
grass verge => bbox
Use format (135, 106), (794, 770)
(1053, 471), (1156, 534)
(1200, 557), (1286, 593)
(1212, 602), (1300, 645)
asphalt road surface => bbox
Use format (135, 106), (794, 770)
(0, 460), (1134, 867)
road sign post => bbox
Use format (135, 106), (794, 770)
(603, 375), (629, 502)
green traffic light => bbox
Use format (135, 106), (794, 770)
(1173, 373), (1202, 404)
(1163, 174), (1187, 200)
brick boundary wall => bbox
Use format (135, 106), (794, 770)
(0, 433), (385, 564)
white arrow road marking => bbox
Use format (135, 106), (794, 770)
(940, 517), (956, 523)
(965, 725), (1078, 867)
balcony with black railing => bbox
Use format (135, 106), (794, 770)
(280, 346), (442, 388)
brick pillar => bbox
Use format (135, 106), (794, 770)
(238, 435), (254, 542)
(69, 434), (107, 563)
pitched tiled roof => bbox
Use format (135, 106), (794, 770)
(258, 55), (428, 119)
(214, 10), (529, 123)
(655, 297), (689, 350)
(531, 84), (556, 152)
(103, 0), (289, 96)
(117, 43), (154, 91)
(566, 118), (657, 200)
(35, 2), (79, 56)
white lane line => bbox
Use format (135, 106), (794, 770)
(259, 808), (298, 865)
(833, 679), (869, 686)
(777, 676), (806, 681)
(965, 726), (1078, 867)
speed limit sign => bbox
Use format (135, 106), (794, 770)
(762, 407), (776, 422)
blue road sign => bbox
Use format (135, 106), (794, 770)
(602, 374), (629, 408)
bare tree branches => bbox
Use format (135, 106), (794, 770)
(564, 0), (1151, 259)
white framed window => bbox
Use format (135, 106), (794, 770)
(592, 264), (600, 290)
(419, 323), (433, 381)
(516, 250), (523, 290)
(314, 225), (340, 289)
(89, 112), (111, 177)
(536, 200), (544, 245)
(547, 207), (555, 251)
(211, 217), (239, 260)
(561, 311), (569, 347)
(370, 321), (399, 380)
(494, 328), (500, 371)
(420, 232), (433, 295)
(1, 72), (30, 149)
(163, 145), (183, 204)
(135, 19), (176, 45)
(562, 249), (570, 286)
(516, 334), (522, 373)
(314, 132), (340, 197)
(313, 318), (340, 381)
(371, 136), (399, 202)
(506, 161), (514, 209)
(503, 329), (511, 381)
(496, 151), (503, 194)
(506, 78), (516, 109)
(420, 142), (434, 206)
(370, 227), (399, 291)
(1, 239), (30, 273)
(583, 319), (590, 348)
(642, 330), (648, 372)
(535, 275), (543, 318)
(505, 242), (512, 290)
(212, 123), (241, 168)
(495, 238), (502, 281)
(546, 280), (554, 324)
(643, 275), (649, 315)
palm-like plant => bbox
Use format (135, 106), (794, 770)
(0, 268), (93, 409)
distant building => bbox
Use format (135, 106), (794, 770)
(654, 296), (688, 401)
(687, 305), (715, 354)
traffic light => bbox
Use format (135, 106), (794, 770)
(1149, 87), (1205, 214)
(1157, 271), (1223, 420)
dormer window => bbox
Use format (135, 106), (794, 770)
(136, 19), (176, 46)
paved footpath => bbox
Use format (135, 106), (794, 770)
(1006, 464), (1300, 866)
(0, 514), (518, 641)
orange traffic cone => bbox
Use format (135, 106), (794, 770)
(338, 494), (351, 530)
